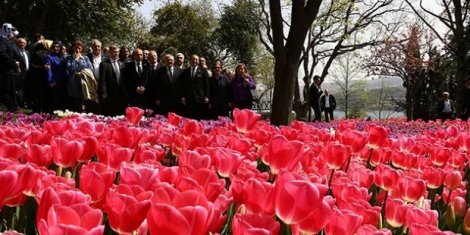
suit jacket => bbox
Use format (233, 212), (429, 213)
(309, 83), (323, 108)
(99, 59), (127, 115)
(154, 66), (183, 113)
(180, 66), (210, 104)
(87, 53), (108, 80)
(99, 59), (126, 99)
(124, 61), (149, 105)
(320, 95), (336, 110)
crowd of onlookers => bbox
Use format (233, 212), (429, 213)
(0, 26), (257, 120)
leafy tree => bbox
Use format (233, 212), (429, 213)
(404, 0), (470, 117)
(368, 25), (448, 120)
(213, 0), (260, 66)
(0, 0), (143, 44)
(150, 2), (214, 58)
(257, 0), (404, 122)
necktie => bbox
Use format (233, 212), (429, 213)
(168, 68), (173, 82)
(113, 61), (121, 84)
(192, 67), (196, 78)
(137, 62), (142, 75)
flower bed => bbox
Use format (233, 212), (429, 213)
(0, 107), (469, 235)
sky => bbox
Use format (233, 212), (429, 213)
(135, 0), (157, 20)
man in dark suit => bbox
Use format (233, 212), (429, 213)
(15, 37), (30, 108)
(124, 48), (149, 109)
(146, 50), (162, 113)
(98, 45), (127, 116)
(180, 54), (210, 119)
(153, 54), (182, 116)
(309, 75), (323, 121)
(320, 89), (336, 122)
(0, 23), (21, 112)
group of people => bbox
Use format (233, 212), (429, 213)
(309, 75), (337, 122)
(0, 23), (257, 120)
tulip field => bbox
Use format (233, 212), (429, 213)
(0, 107), (470, 235)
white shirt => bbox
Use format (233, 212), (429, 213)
(442, 100), (452, 113)
(92, 54), (102, 80)
(324, 96), (330, 108)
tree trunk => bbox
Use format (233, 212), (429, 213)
(271, 60), (298, 125)
(268, 0), (323, 126)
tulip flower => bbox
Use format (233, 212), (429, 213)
(451, 196), (467, 217)
(211, 148), (244, 178)
(423, 166), (444, 189)
(167, 112), (182, 127)
(324, 208), (363, 235)
(356, 224), (392, 235)
(104, 184), (152, 234)
(444, 171), (462, 191)
(37, 203), (104, 235)
(51, 137), (84, 168)
(231, 213), (280, 235)
(396, 175), (426, 203)
(233, 108), (261, 134)
(261, 135), (305, 174)
(366, 124), (389, 149)
(126, 107), (145, 125)
(324, 142), (352, 170)
(385, 198), (407, 228)
(79, 162), (115, 205)
(273, 171), (323, 224)
(23, 144), (52, 167)
(96, 143), (134, 171)
(373, 164), (400, 192)
(147, 190), (213, 235)
(464, 208), (470, 234)
(339, 129), (367, 154)
(0, 143), (25, 160)
(295, 196), (334, 234)
(0, 170), (18, 209)
(241, 178), (275, 215)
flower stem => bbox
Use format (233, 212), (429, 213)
(327, 169), (335, 196)
(366, 148), (374, 169)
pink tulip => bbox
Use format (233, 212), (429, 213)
(385, 198), (407, 228)
(96, 143), (134, 171)
(356, 224), (392, 235)
(0, 170), (18, 209)
(79, 162), (115, 206)
(211, 148), (244, 178)
(104, 184), (152, 234)
(324, 142), (352, 170)
(232, 213), (280, 235)
(233, 108), (261, 134)
(51, 137), (84, 168)
(324, 208), (363, 235)
(23, 144), (52, 167)
(38, 203), (103, 235)
(273, 171), (323, 224)
(396, 175), (426, 203)
(373, 164), (401, 192)
(444, 171), (462, 191)
(261, 135), (305, 174)
(366, 124), (389, 149)
(126, 107), (145, 125)
(241, 178), (275, 215)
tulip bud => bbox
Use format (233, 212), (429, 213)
(464, 208), (470, 234)
(452, 197), (467, 217)
(445, 204), (456, 228)
(444, 171), (462, 190)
